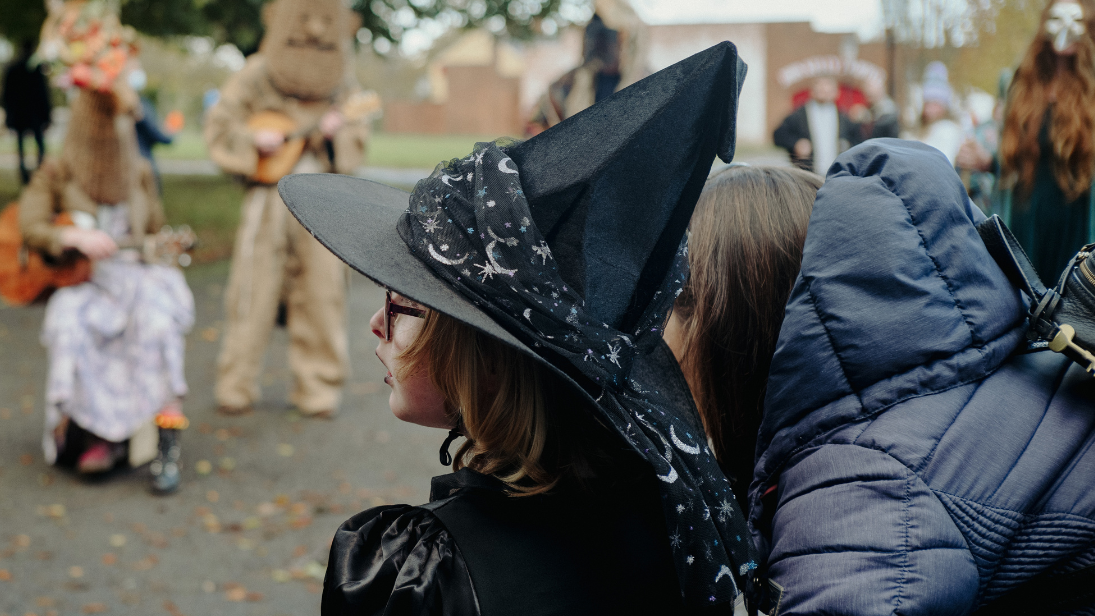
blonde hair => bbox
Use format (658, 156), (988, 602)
(399, 310), (603, 496)
(673, 165), (821, 495)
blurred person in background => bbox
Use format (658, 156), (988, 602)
(2, 39), (53, 184)
(906, 61), (964, 166)
(998, 0), (1095, 278)
(856, 78), (901, 140)
(526, 1), (647, 135)
(955, 71), (1010, 213)
(128, 64), (174, 194)
(773, 76), (860, 175)
(17, 1), (194, 493)
(663, 164), (821, 512)
(204, 0), (373, 418)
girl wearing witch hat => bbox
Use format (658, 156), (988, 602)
(279, 43), (760, 614)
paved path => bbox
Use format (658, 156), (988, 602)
(0, 262), (444, 615)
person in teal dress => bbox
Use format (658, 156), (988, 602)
(998, 0), (1095, 280)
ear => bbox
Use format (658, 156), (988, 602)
(346, 10), (363, 40)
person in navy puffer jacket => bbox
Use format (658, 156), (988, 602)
(750, 139), (1095, 615)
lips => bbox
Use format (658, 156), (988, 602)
(377, 351), (393, 385)
(286, 39), (337, 51)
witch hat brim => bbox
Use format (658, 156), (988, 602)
(278, 173), (534, 357)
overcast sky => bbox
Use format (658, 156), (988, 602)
(629, 0), (886, 40)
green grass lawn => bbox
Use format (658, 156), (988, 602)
(0, 170), (244, 265)
(161, 131), (506, 168)
(366, 133), (511, 168)
(1, 130), (508, 169)
(155, 130), (210, 161)
(159, 174), (245, 263)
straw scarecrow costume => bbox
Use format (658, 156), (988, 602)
(204, 0), (372, 416)
(20, 2), (194, 492)
(282, 43), (774, 614)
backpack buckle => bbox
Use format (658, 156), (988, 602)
(1049, 324), (1095, 376)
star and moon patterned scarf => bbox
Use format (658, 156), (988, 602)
(396, 141), (758, 606)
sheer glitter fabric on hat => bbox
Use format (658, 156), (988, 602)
(397, 142), (757, 606)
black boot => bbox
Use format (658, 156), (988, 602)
(150, 427), (181, 494)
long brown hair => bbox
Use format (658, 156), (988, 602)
(399, 310), (611, 496)
(672, 165), (821, 497)
(1001, 0), (1095, 201)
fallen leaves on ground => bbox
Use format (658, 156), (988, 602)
(222, 582), (263, 602)
(132, 554), (159, 571)
(82, 602), (108, 613)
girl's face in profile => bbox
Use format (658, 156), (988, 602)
(369, 293), (449, 429)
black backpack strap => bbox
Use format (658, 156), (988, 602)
(976, 215), (1047, 299)
(976, 215), (1062, 342)
(972, 561), (1095, 615)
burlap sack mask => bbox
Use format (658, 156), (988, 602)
(262, 0), (359, 100)
(61, 89), (134, 205)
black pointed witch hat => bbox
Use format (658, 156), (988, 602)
(279, 41), (755, 606)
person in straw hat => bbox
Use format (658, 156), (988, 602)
(280, 42), (770, 615)
(21, 1), (193, 493)
(204, 0), (373, 418)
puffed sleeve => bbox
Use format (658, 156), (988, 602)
(322, 505), (480, 616)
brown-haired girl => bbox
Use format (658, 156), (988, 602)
(999, 0), (1095, 277)
(664, 165), (821, 510)
(373, 292), (620, 496)
(280, 42), (762, 615)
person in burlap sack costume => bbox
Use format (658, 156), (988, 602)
(525, 0), (648, 135)
(204, 0), (370, 417)
(21, 82), (195, 493)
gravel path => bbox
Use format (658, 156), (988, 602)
(0, 262), (444, 616)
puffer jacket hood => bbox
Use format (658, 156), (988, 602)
(751, 139), (1095, 614)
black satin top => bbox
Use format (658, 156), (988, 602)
(322, 467), (695, 616)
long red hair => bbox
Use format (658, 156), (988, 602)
(1001, 0), (1095, 201)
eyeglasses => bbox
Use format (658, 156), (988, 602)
(384, 290), (426, 341)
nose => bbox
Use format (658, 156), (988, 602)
(305, 15), (326, 39)
(369, 304), (385, 340)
